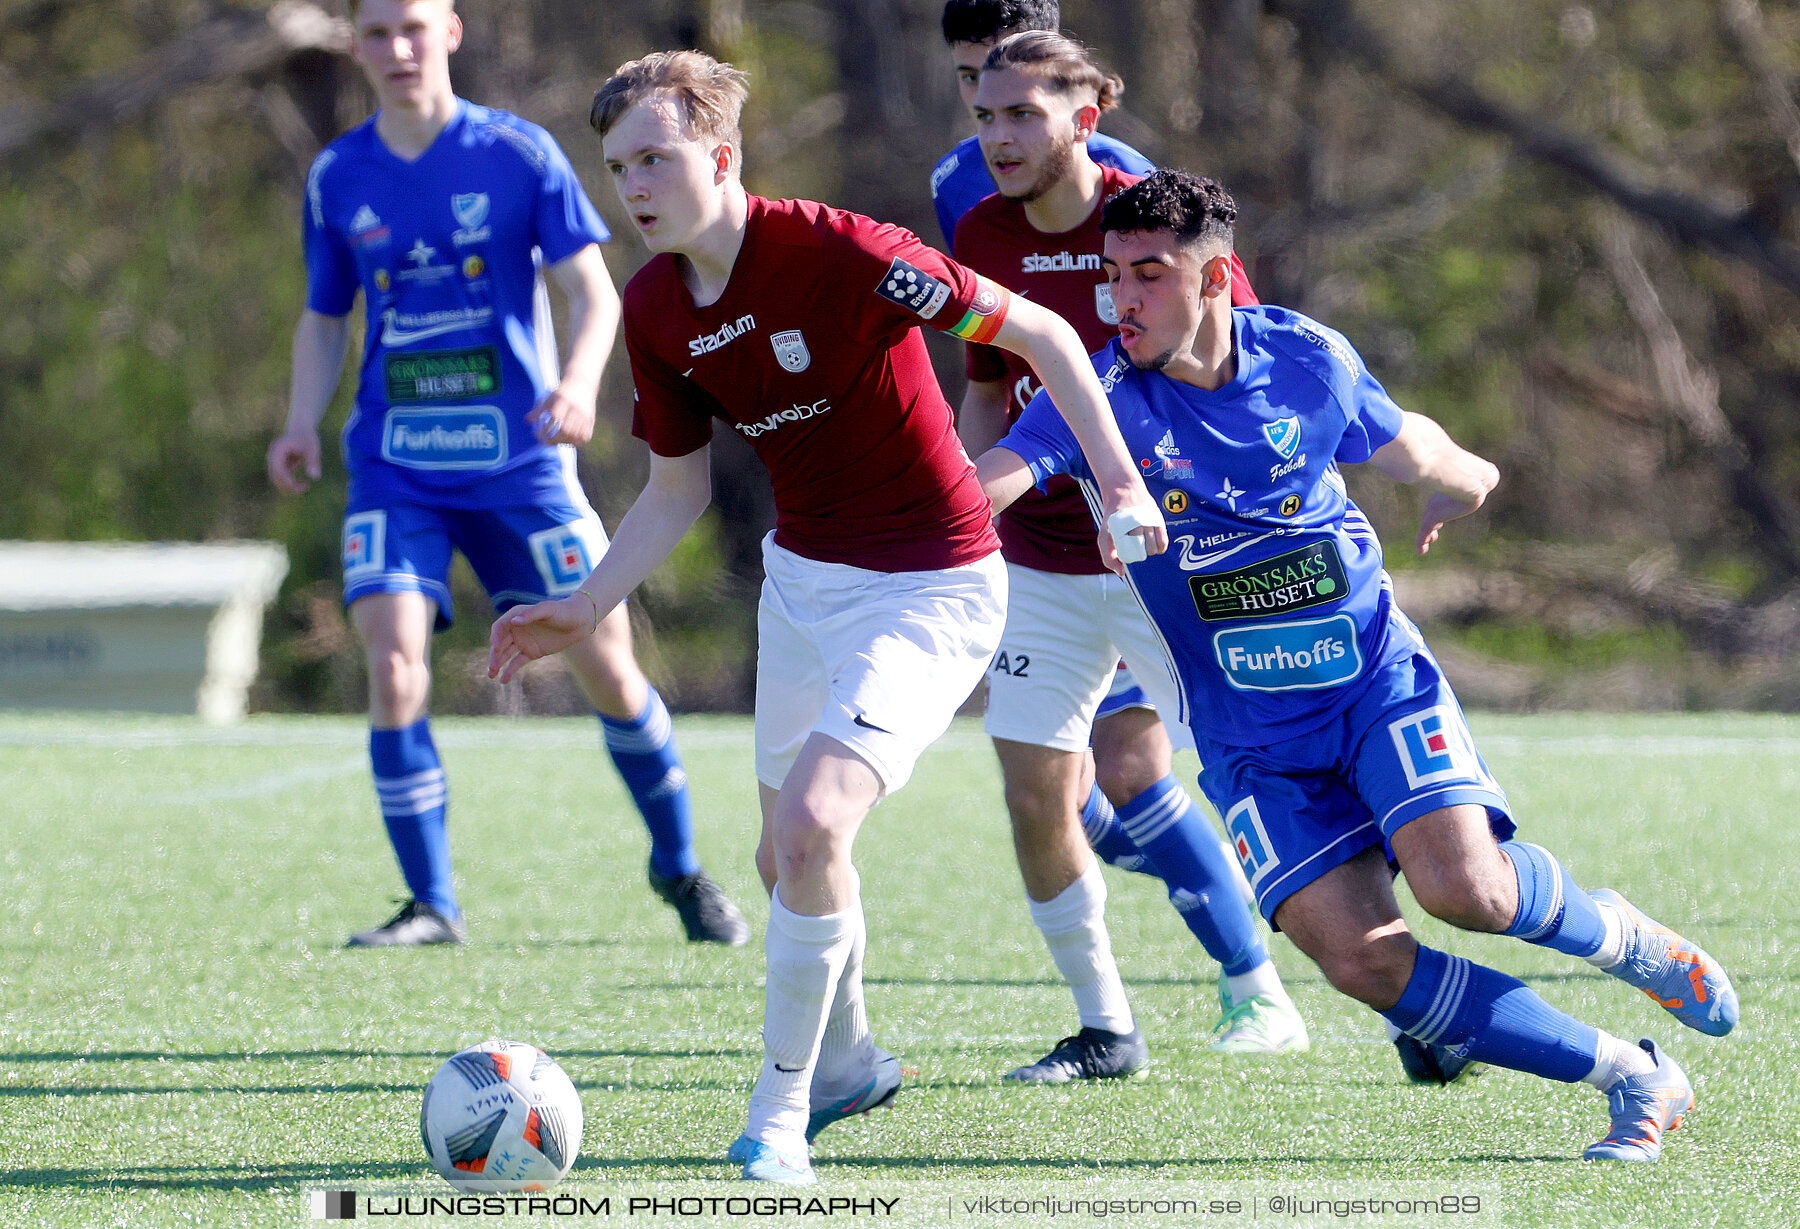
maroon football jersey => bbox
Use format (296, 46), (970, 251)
(955, 166), (1260, 574)
(625, 196), (1008, 573)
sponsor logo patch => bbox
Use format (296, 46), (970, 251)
(734, 398), (832, 439)
(528, 522), (600, 595)
(380, 307), (494, 346)
(770, 329), (811, 373)
(1389, 706), (1479, 789)
(461, 254), (485, 279)
(688, 314), (756, 357)
(1280, 493), (1302, 517)
(876, 258), (951, 319)
(384, 347), (500, 403)
(1163, 489), (1189, 515)
(1021, 251), (1103, 273)
(342, 510), (385, 578)
(373, 269), (391, 293)
(1224, 796), (1279, 886)
(380, 406), (507, 470)
(1188, 541), (1347, 622)
(348, 204), (390, 248)
(1212, 613), (1362, 692)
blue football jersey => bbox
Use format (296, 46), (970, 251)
(304, 100), (610, 509)
(999, 306), (1410, 746)
(929, 132), (1155, 248)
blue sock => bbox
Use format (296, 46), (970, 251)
(600, 687), (700, 881)
(1116, 776), (1268, 976)
(1080, 783), (1158, 877)
(1382, 944), (1599, 1082)
(370, 718), (456, 918)
(1499, 841), (1608, 958)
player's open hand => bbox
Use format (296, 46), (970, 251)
(267, 429), (322, 494)
(1416, 490), (1483, 555)
(488, 595), (596, 682)
(528, 385), (596, 447)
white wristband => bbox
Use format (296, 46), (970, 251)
(1106, 506), (1163, 565)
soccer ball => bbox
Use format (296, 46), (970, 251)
(420, 1040), (584, 1192)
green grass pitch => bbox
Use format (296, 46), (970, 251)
(1, 711), (1796, 1226)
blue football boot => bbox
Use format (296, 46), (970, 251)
(732, 1135), (816, 1183)
(1583, 1039), (1694, 1162)
(1591, 889), (1738, 1037)
(806, 1049), (902, 1143)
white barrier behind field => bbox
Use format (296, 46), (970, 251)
(0, 541), (288, 724)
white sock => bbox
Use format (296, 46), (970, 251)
(1582, 1030), (1655, 1091)
(813, 880), (876, 1092)
(1027, 859), (1134, 1034)
(1584, 897), (1629, 969)
(1225, 960), (1286, 1007)
(745, 886), (856, 1145)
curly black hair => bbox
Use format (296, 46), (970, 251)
(1099, 170), (1237, 253)
(941, 0), (1059, 45)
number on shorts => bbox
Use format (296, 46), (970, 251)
(992, 651), (1030, 677)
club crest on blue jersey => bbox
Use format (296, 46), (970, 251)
(1263, 415), (1301, 460)
(528, 523), (599, 595)
(1224, 795), (1279, 886)
(770, 330), (811, 373)
(452, 193), (490, 230)
(342, 510), (386, 578)
(1388, 705), (1478, 789)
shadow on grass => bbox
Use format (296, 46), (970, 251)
(0, 1047), (754, 1064)
(0, 1161), (427, 1193)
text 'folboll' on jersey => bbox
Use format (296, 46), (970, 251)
(304, 100), (609, 509)
(997, 306), (1412, 746)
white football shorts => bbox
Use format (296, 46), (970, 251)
(983, 562), (1194, 754)
(753, 534), (1008, 794)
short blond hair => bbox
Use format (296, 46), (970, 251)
(590, 50), (749, 150)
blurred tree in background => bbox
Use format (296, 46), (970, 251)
(5, 0), (1800, 713)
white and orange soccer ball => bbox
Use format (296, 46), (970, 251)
(421, 1040), (584, 1192)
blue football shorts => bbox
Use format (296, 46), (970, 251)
(1193, 646), (1514, 926)
(340, 499), (607, 631)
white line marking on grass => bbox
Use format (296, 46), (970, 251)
(141, 758), (368, 806)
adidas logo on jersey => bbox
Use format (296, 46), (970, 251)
(350, 205), (382, 233)
(1022, 251), (1103, 273)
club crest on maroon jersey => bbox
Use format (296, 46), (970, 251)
(770, 330), (811, 373)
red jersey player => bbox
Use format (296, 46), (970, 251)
(951, 32), (1307, 1072)
(487, 50), (1165, 1184)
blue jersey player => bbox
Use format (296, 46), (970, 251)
(932, 1), (1154, 249)
(980, 171), (1739, 1163)
(268, 0), (747, 948)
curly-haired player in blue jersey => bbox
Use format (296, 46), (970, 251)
(977, 170), (1739, 1163)
(267, 0), (747, 949)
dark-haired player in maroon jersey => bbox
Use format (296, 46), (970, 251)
(953, 32), (1309, 1073)
(487, 50), (1165, 1184)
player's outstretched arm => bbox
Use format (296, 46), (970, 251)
(1368, 411), (1501, 555)
(488, 446), (712, 682)
(988, 297), (1166, 567)
(531, 244), (621, 447)
(269, 309), (350, 494)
